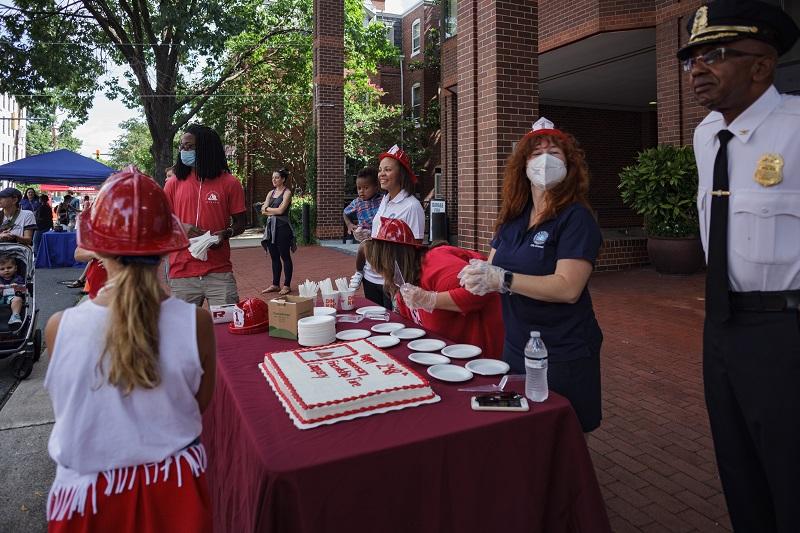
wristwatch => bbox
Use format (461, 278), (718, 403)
(503, 270), (514, 292)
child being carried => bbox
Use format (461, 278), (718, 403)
(0, 253), (26, 326)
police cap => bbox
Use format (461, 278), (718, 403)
(677, 0), (800, 60)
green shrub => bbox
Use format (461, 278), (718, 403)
(618, 145), (699, 238)
(289, 194), (317, 245)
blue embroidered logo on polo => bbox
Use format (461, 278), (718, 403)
(531, 230), (549, 248)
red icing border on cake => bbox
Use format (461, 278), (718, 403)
(263, 340), (434, 410)
(260, 362), (438, 425)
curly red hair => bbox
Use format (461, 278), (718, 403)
(495, 132), (592, 232)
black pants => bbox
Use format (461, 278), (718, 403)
(703, 310), (800, 533)
(263, 224), (293, 287)
(362, 278), (393, 309)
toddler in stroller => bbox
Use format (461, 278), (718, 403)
(0, 252), (26, 325)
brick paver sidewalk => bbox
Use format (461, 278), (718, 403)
(231, 246), (730, 532)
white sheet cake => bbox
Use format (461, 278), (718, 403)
(260, 339), (440, 429)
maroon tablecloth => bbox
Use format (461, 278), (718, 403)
(202, 300), (610, 533)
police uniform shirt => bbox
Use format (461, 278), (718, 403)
(694, 85), (800, 292)
(490, 202), (602, 372)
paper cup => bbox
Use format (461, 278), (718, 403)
(339, 288), (356, 310)
(321, 291), (340, 310)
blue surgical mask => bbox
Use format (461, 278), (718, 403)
(180, 149), (196, 167)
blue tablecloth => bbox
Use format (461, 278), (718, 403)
(35, 232), (86, 269)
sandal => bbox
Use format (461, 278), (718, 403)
(66, 279), (85, 288)
(261, 285), (280, 294)
(278, 286), (291, 296)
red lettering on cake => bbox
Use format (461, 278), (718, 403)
(346, 377), (363, 387)
(377, 363), (408, 376)
(307, 363), (329, 379)
(360, 354), (378, 364)
(327, 360), (352, 379)
(343, 357), (369, 376)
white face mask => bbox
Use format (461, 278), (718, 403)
(526, 153), (567, 190)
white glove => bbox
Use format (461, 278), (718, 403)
(399, 283), (437, 313)
(188, 231), (221, 261)
(352, 227), (372, 242)
(457, 259), (508, 296)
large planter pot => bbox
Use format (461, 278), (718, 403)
(647, 235), (705, 275)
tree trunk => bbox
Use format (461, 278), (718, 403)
(145, 99), (178, 186)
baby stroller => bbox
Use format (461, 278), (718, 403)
(0, 243), (41, 379)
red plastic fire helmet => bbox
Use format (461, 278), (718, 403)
(378, 145), (417, 184)
(78, 165), (189, 256)
(228, 297), (269, 335)
(372, 217), (426, 248)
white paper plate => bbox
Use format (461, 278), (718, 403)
(390, 327), (426, 340)
(427, 364), (473, 383)
(407, 339), (447, 352)
(335, 329), (371, 341)
(314, 307), (337, 317)
(356, 305), (387, 316)
(408, 352), (451, 366)
(298, 315), (335, 327)
(465, 358), (511, 376)
(370, 322), (405, 333)
(441, 344), (482, 359)
(297, 335), (336, 347)
(367, 335), (401, 348)
(336, 329), (372, 341)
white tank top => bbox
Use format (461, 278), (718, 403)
(45, 297), (203, 475)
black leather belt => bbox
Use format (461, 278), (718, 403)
(730, 291), (800, 312)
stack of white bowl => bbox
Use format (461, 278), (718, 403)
(297, 315), (336, 347)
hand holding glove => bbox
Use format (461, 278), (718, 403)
(457, 259), (509, 296)
(399, 283), (437, 313)
(352, 227), (372, 243)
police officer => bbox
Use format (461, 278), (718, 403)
(678, 1), (800, 531)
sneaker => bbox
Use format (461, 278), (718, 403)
(8, 313), (22, 326)
(349, 271), (363, 290)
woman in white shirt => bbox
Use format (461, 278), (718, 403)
(360, 145), (425, 307)
(0, 187), (36, 246)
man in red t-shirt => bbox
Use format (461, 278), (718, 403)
(164, 124), (246, 306)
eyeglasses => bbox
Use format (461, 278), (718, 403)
(682, 47), (765, 72)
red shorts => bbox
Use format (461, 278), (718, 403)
(48, 446), (211, 533)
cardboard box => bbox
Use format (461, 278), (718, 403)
(210, 304), (238, 324)
(268, 296), (314, 340)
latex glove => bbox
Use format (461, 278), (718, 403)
(188, 231), (221, 261)
(352, 227), (372, 242)
(457, 259), (508, 296)
(399, 283), (437, 313)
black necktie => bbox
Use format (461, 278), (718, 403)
(706, 129), (734, 324)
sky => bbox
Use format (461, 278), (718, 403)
(72, 62), (140, 158)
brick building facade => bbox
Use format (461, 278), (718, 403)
(313, 0), (799, 251)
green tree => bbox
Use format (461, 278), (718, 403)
(25, 102), (83, 156)
(200, 0), (398, 195)
(1, 0), (310, 184)
(107, 118), (155, 175)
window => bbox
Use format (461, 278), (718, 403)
(444, 0), (457, 38)
(411, 83), (422, 121)
(385, 21), (395, 47)
(411, 19), (421, 56)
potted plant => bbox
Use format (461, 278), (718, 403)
(618, 145), (704, 275)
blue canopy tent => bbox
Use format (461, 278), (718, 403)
(0, 149), (116, 186)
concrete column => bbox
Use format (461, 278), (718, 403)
(313, 0), (344, 239)
(458, 0), (538, 252)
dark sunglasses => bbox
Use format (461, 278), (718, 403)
(682, 47), (765, 72)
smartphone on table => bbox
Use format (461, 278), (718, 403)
(470, 392), (529, 412)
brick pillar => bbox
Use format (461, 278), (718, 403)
(313, 0), (344, 239)
(457, 0), (538, 252)
(655, 0), (705, 146)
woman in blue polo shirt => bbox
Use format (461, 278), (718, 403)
(459, 118), (603, 432)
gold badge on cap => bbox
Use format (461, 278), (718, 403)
(754, 153), (784, 187)
(691, 6), (708, 37)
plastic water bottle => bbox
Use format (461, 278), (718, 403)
(524, 331), (549, 402)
